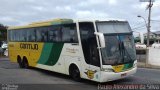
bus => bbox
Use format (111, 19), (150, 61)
(8, 18), (137, 82)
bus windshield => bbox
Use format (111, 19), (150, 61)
(101, 34), (136, 65)
(96, 22), (136, 65)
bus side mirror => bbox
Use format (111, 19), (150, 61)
(94, 32), (105, 48)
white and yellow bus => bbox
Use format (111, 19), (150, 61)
(8, 18), (137, 82)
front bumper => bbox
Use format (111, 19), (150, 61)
(99, 66), (137, 82)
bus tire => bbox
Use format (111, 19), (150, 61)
(22, 57), (29, 69)
(69, 64), (81, 81)
(17, 56), (23, 68)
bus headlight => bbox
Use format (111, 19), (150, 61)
(101, 68), (114, 72)
(133, 62), (137, 68)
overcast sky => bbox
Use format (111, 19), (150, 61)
(0, 0), (159, 33)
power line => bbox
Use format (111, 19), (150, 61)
(151, 20), (160, 22)
(132, 24), (146, 30)
(132, 27), (146, 30)
(132, 26), (146, 30)
(132, 22), (146, 27)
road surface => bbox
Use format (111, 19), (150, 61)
(0, 58), (160, 90)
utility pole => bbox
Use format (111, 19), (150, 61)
(147, 0), (153, 47)
(140, 0), (154, 47)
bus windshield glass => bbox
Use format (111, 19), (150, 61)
(101, 34), (136, 65)
(96, 22), (136, 65)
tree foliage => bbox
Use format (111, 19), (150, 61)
(0, 23), (7, 41)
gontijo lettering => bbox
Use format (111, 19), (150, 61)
(20, 43), (38, 50)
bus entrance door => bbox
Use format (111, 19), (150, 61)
(79, 22), (100, 80)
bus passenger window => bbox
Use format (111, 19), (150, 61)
(61, 24), (78, 43)
(11, 30), (15, 41)
(48, 26), (62, 42)
(27, 29), (36, 42)
(15, 30), (20, 41)
(13, 30), (19, 41)
(41, 30), (48, 42)
(69, 30), (78, 43)
(36, 29), (42, 42)
(36, 27), (48, 42)
(8, 31), (11, 41)
(19, 30), (27, 41)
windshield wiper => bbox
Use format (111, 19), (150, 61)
(121, 42), (133, 63)
(117, 35), (133, 63)
(118, 42), (124, 63)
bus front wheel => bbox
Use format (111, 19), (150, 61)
(69, 65), (81, 81)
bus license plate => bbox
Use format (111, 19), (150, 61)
(121, 73), (127, 77)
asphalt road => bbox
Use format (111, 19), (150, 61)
(0, 58), (160, 90)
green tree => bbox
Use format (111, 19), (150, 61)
(0, 24), (8, 41)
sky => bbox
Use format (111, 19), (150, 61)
(0, 0), (160, 34)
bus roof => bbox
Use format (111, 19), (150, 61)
(8, 18), (127, 30)
(74, 18), (127, 22)
(8, 19), (73, 30)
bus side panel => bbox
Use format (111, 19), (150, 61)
(8, 42), (44, 67)
(60, 43), (82, 75)
(35, 43), (65, 73)
(8, 42), (17, 62)
(26, 42), (44, 67)
(35, 43), (82, 76)
(62, 43), (101, 82)
(8, 42), (101, 82)
(8, 42), (29, 63)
